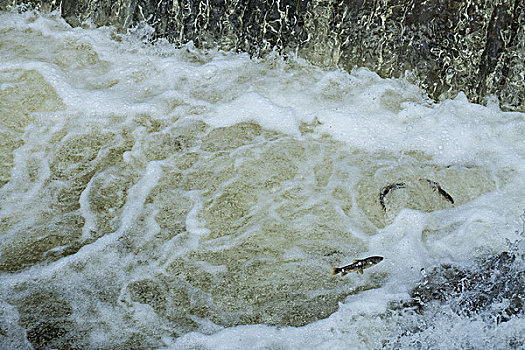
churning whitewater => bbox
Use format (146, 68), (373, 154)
(0, 10), (524, 350)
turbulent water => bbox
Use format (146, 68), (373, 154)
(0, 9), (524, 350)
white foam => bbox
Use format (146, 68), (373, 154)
(370, 209), (433, 289)
(205, 92), (301, 136)
(167, 288), (397, 350)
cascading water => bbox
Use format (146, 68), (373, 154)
(2, 0), (524, 111)
(0, 5), (524, 350)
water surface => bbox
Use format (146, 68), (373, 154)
(0, 10), (524, 350)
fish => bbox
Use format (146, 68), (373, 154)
(330, 256), (384, 277)
(419, 178), (455, 204)
(379, 183), (406, 211)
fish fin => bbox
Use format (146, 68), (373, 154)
(340, 271), (348, 277)
(358, 268), (363, 274)
(352, 259), (359, 263)
(329, 267), (339, 277)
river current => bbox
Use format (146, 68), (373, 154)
(0, 9), (524, 350)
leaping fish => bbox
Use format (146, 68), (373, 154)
(379, 183), (406, 211)
(418, 178), (455, 204)
(330, 256), (384, 277)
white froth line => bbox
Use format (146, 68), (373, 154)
(79, 171), (98, 241)
(185, 191), (210, 236)
(157, 191), (210, 268)
(120, 162), (163, 232)
(0, 146), (50, 212)
(0, 161), (164, 285)
(368, 209), (433, 289)
(0, 61), (150, 117)
(167, 286), (405, 350)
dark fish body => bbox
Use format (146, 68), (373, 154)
(379, 183), (406, 211)
(330, 256), (384, 277)
(419, 178), (455, 204)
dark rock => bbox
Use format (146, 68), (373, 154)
(407, 252), (524, 323)
(13, 292), (78, 349)
(26, 321), (71, 350)
(127, 279), (167, 313)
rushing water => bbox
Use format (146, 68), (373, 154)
(0, 9), (524, 350)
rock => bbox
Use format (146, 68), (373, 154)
(407, 251), (524, 323)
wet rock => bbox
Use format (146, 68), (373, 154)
(25, 321), (73, 350)
(0, 68), (66, 186)
(127, 279), (167, 313)
(14, 291), (77, 350)
(0, 213), (85, 273)
(387, 251), (525, 348)
(200, 122), (262, 152)
(407, 252), (525, 323)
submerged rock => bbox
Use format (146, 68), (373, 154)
(407, 251), (524, 323)
(386, 251), (525, 348)
(1, 0), (523, 111)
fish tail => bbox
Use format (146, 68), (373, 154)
(329, 267), (340, 277)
